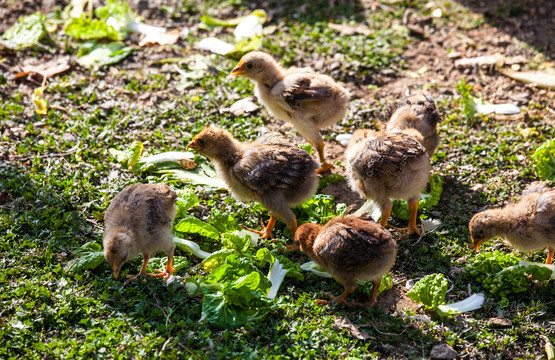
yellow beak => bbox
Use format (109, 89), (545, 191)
(471, 237), (481, 252)
(231, 60), (245, 76)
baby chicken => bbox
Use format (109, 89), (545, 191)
(231, 51), (350, 173)
(103, 183), (178, 284)
(384, 92), (441, 157)
(469, 181), (555, 264)
(345, 128), (430, 235)
(292, 214), (397, 307)
(187, 126), (318, 239)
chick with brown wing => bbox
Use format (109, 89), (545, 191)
(384, 92), (441, 157)
(231, 51), (350, 173)
(187, 127), (318, 240)
(103, 183), (178, 285)
(292, 214), (397, 307)
(345, 128), (431, 236)
(469, 181), (555, 264)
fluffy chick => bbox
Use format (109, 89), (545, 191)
(231, 51), (350, 173)
(469, 181), (555, 264)
(103, 183), (177, 284)
(384, 92), (441, 157)
(292, 214), (397, 307)
(345, 129), (431, 235)
(187, 126), (318, 239)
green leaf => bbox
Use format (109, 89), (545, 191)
(407, 273), (448, 310)
(202, 249), (235, 272)
(293, 194), (346, 225)
(174, 216), (220, 240)
(65, 17), (123, 40)
(175, 189), (199, 218)
(227, 36), (263, 59)
(108, 140), (143, 170)
(297, 143), (313, 155)
(76, 41), (133, 69)
(1, 13), (46, 50)
(221, 231), (251, 252)
(199, 9), (267, 28)
(210, 209), (240, 233)
(392, 173), (443, 220)
(455, 78), (478, 122)
(65, 241), (105, 275)
(145, 256), (188, 273)
(94, 0), (136, 35)
(531, 139), (555, 181)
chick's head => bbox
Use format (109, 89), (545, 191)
(468, 211), (496, 251)
(103, 230), (134, 278)
(231, 51), (278, 81)
(293, 222), (322, 255)
(187, 127), (237, 160)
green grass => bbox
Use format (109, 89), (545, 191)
(1, 0), (554, 359)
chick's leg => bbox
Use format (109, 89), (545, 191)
(124, 254), (151, 285)
(241, 214), (277, 239)
(356, 279), (381, 307)
(406, 197), (421, 236)
(315, 141), (332, 173)
(153, 245), (177, 280)
(317, 285), (356, 307)
(379, 201), (392, 229)
(547, 247), (554, 265)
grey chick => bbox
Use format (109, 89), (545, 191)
(384, 91), (441, 157)
(103, 183), (177, 284)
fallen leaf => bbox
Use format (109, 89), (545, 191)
(32, 87), (48, 115)
(500, 69), (555, 89)
(18, 56), (71, 79)
(455, 54), (505, 68)
(223, 97), (260, 116)
(139, 29), (180, 46)
(333, 317), (373, 340)
(180, 158), (197, 170)
(328, 23), (371, 36)
(196, 37), (234, 55)
(234, 15), (263, 41)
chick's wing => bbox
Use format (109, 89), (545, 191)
(128, 184), (177, 232)
(351, 132), (427, 180)
(233, 142), (317, 193)
(315, 222), (393, 272)
(277, 73), (333, 109)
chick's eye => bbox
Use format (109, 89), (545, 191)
(198, 138), (205, 146)
(246, 63), (254, 70)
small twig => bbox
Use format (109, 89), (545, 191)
(359, 322), (407, 337)
(161, 336), (173, 352)
(13, 144), (80, 160)
(177, 343), (202, 360)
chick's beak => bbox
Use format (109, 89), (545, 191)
(186, 139), (197, 150)
(112, 265), (121, 279)
(231, 60), (245, 76)
(471, 237), (481, 252)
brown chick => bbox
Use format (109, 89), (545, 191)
(103, 183), (177, 284)
(469, 181), (555, 264)
(384, 92), (441, 157)
(345, 129), (431, 235)
(292, 214), (397, 307)
(231, 51), (350, 173)
(187, 126), (318, 239)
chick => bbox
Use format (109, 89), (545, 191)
(384, 92), (441, 157)
(345, 128), (431, 235)
(292, 214), (397, 307)
(469, 181), (555, 264)
(231, 51), (350, 173)
(103, 183), (178, 284)
(187, 126), (318, 239)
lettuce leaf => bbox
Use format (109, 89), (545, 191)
(293, 194), (347, 225)
(76, 40), (133, 69)
(65, 17), (123, 40)
(407, 273), (448, 310)
(174, 216), (220, 240)
(531, 139), (555, 181)
(1, 13), (46, 50)
(65, 241), (105, 275)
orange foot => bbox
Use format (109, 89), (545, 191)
(316, 162), (332, 174)
(241, 224), (273, 239)
(316, 292), (352, 306)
